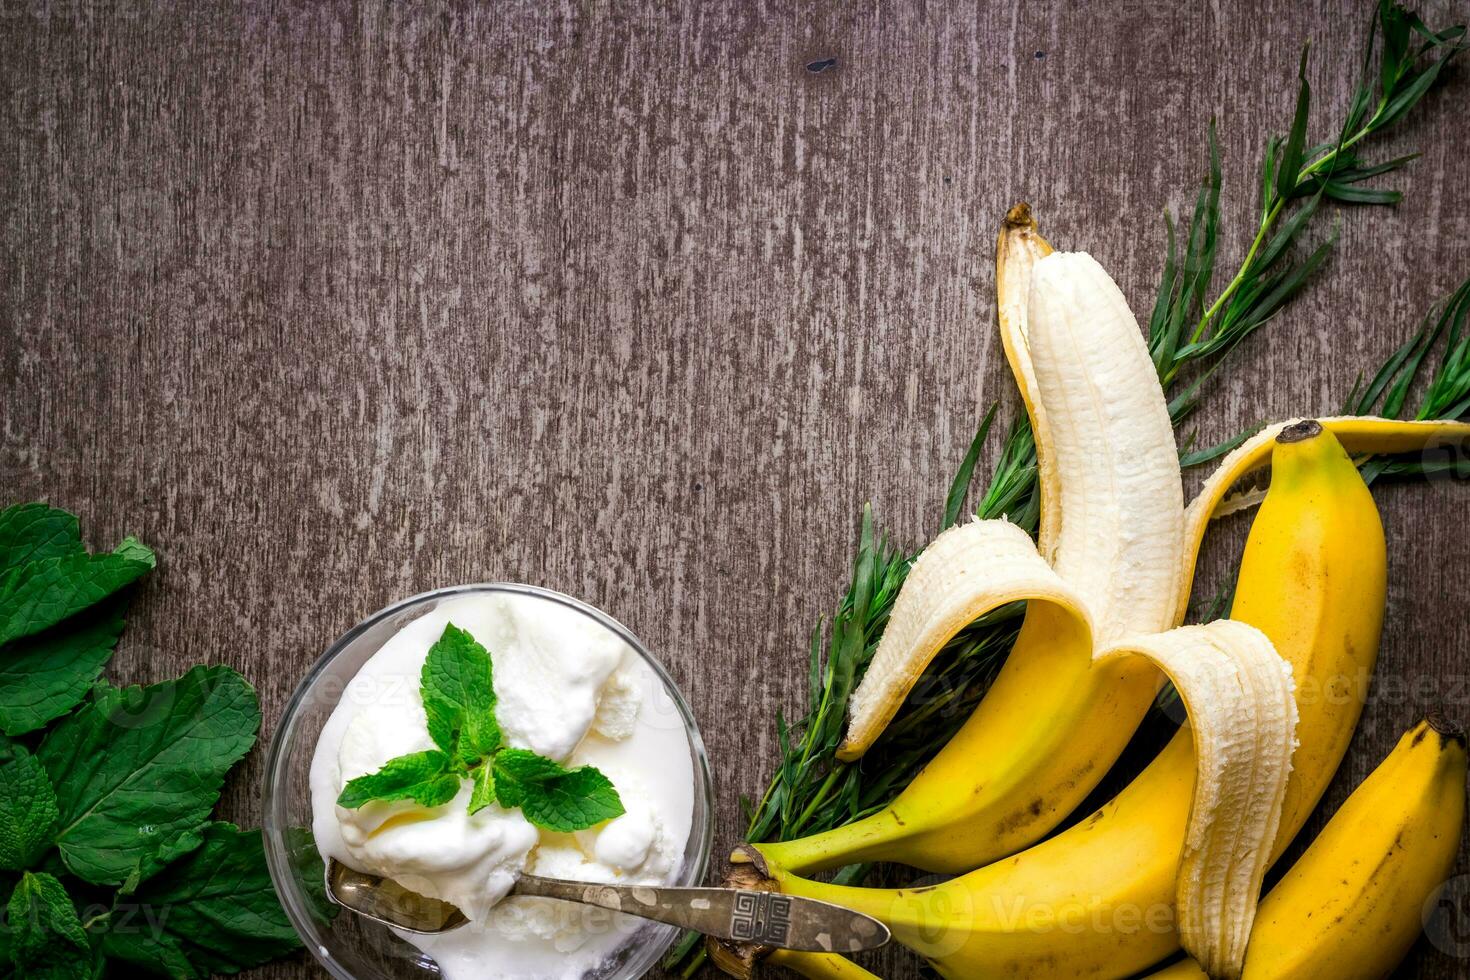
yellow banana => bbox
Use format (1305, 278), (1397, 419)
(765, 422), (1391, 978)
(763, 951), (881, 980)
(1149, 716), (1468, 980)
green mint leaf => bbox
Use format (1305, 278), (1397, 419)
(0, 602), (125, 736)
(0, 742), (59, 871)
(101, 928), (193, 980)
(104, 822), (300, 977)
(35, 665), (260, 885)
(491, 749), (625, 833)
(0, 537), (154, 647)
(117, 824), (207, 895)
(5, 871), (89, 979)
(0, 505), (84, 573)
(420, 623), (500, 762)
(467, 764), (496, 815)
(337, 750), (461, 809)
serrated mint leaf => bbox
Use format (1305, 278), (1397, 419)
(420, 624), (500, 762)
(0, 743), (59, 871)
(0, 538), (155, 647)
(0, 603), (125, 736)
(100, 928), (193, 979)
(117, 824), (207, 895)
(35, 665), (260, 885)
(468, 764), (496, 815)
(105, 822), (300, 977)
(0, 505), (84, 573)
(491, 749), (625, 832)
(5, 872), (89, 979)
(337, 750), (461, 809)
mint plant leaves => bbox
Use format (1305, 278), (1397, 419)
(0, 505), (86, 571)
(37, 665), (262, 885)
(0, 502), (303, 979)
(421, 623), (501, 762)
(103, 823), (302, 979)
(0, 537), (155, 647)
(338, 622), (625, 832)
(5, 871), (91, 980)
(336, 750), (462, 809)
(0, 743), (60, 871)
(492, 749), (626, 833)
(0, 603), (125, 736)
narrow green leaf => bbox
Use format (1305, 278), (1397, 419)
(942, 405), (997, 529)
(1276, 46), (1312, 200)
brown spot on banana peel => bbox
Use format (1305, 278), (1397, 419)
(990, 759), (1095, 837)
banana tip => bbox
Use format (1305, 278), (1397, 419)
(1425, 711), (1467, 749)
(1276, 419), (1324, 444)
(1003, 202), (1036, 229)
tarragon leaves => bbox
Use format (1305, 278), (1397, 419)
(338, 623), (624, 833)
(1156, 0), (1466, 422)
(36, 665), (261, 885)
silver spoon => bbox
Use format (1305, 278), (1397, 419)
(326, 859), (890, 954)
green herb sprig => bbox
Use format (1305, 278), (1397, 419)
(337, 623), (625, 833)
(0, 504), (301, 979)
(665, 2), (1468, 973)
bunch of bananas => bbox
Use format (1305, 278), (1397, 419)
(716, 208), (1470, 980)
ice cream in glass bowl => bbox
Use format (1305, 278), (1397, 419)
(263, 584), (714, 980)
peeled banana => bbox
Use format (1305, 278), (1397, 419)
(764, 421), (1387, 979)
(757, 207), (1189, 878)
(1149, 716), (1468, 980)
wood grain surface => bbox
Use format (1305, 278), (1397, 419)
(3, 1), (1468, 977)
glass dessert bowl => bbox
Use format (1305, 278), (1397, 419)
(263, 584), (714, 980)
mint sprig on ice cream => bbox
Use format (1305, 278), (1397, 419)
(336, 623), (625, 832)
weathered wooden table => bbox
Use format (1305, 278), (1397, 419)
(3, 2), (1467, 977)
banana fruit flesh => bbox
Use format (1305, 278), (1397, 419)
(1149, 716), (1468, 980)
(758, 208), (1188, 878)
(766, 422), (1387, 979)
